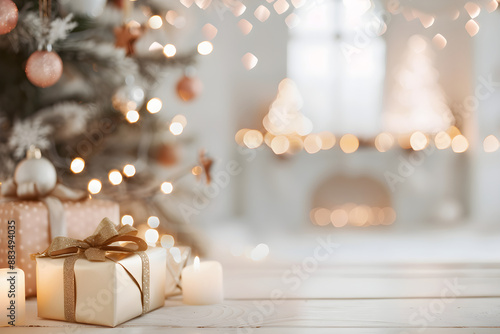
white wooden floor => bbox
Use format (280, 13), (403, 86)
(12, 265), (500, 333)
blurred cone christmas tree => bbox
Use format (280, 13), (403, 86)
(0, 0), (209, 253)
(384, 34), (455, 134)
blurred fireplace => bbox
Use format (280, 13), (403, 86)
(310, 174), (396, 227)
(239, 148), (468, 232)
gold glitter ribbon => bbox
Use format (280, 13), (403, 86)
(34, 217), (150, 322)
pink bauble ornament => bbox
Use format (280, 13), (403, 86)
(0, 0), (18, 35)
(176, 75), (203, 102)
(25, 51), (63, 88)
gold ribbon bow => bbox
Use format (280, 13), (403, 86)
(35, 218), (150, 323)
(1, 178), (88, 240)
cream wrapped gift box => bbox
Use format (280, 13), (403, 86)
(35, 218), (166, 327)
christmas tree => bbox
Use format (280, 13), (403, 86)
(384, 34), (454, 134)
(0, 0), (209, 251)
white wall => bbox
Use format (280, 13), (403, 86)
(471, 9), (500, 228)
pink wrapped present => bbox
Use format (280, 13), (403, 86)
(0, 199), (119, 296)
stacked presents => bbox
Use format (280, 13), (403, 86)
(0, 149), (190, 326)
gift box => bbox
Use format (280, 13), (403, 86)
(0, 199), (119, 297)
(165, 246), (191, 297)
(36, 218), (166, 327)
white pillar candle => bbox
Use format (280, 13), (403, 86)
(181, 257), (223, 305)
(0, 268), (25, 326)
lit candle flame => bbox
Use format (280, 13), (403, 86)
(194, 256), (200, 272)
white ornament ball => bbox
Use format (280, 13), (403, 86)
(14, 157), (57, 197)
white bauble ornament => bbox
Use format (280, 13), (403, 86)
(14, 148), (57, 197)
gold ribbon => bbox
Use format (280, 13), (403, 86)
(0, 178), (88, 240)
(34, 218), (150, 323)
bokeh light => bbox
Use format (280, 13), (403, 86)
(381, 207), (397, 225)
(108, 169), (123, 185)
(197, 41), (213, 55)
(340, 134), (359, 153)
(202, 23), (218, 40)
(148, 42), (163, 52)
(304, 134), (322, 154)
(285, 13), (300, 29)
(126, 110), (140, 123)
(235, 128), (249, 146)
(70, 157), (85, 174)
(274, 0), (290, 14)
(250, 243), (270, 261)
(271, 136), (290, 155)
(145, 229), (159, 245)
(123, 164), (136, 177)
(121, 215), (134, 226)
(432, 34), (447, 49)
(147, 98), (162, 114)
(410, 131), (428, 151)
(483, 135), (499, 152)
(349, 205), (370, 226)
(147, 216), (160, 228)
(192, 165), (203, 175)
(465, 19), (479, 37)
(319, 132), (336, 150)
(434, 131), (451, 149)
(88, 179), (102, 194)
(163, 44), (177, 58)
(254, 5), (271, 22)
(161, 181), (173, 194)
(243, 130), (264, 149)
(451, 135), (469, 153)
(242, 53), (258, 70)
(330, 209), (349, 227)
(148, 15), (163, 29)
(161, 234), (175, 248)
(314, 208), (331, 226)
(170, 122), (184, 135)
(238, 19), (253, 35)
(464, 2), (480, 18)
(375, 132), (394, 152)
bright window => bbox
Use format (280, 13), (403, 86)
(287, 0), (386, 136)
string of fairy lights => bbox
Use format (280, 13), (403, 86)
(70, 154), (203, 195)
(70, 156), (204, 248)
(236, 124), (500, 155)
(234, 77), (499, 155)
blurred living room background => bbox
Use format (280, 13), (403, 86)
(182, 0), (500, 268)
